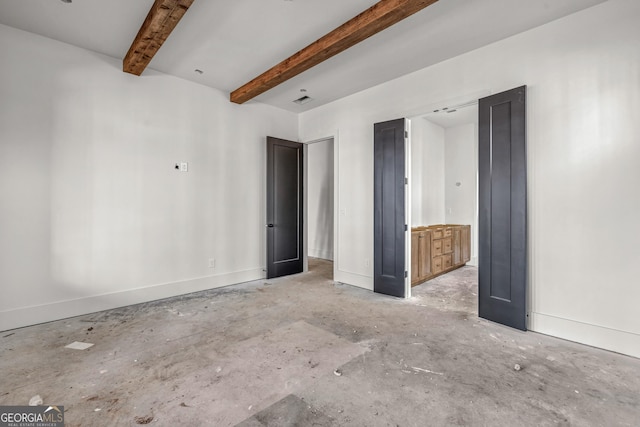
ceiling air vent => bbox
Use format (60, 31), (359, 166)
(293, 95), (313, 105)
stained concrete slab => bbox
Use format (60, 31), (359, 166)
(237, 394), (334, 427)
(1, 259), (639, 426)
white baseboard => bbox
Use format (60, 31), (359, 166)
(0, 268), (264, 332)
(530, 312), (640, 359)
(335, 269), (373, 291)
(308, 248), (333, 261)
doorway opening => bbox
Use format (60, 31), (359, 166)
(408, 100), (479, 314)
(405, 86), (527, 330)
(304, 137), (335, 281)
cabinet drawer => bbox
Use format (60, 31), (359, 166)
(443, 228), (453, 238)
(443, 237), (453, 254)
(432, 256), (443, 273)
(432, 239), (443, 256)
(432, 229), (443, 239)
(443, 254), (452, 269)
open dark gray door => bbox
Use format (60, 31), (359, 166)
(266, 137), (303, 279)
(374, 119), (407, 298)
(478, 86), (527, 330)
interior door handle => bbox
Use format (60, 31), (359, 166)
(266, 224), (274, 228)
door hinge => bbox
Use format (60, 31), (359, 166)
(405, 177), (408, 185)
(404, 271), (408, 278)
(405, 224), (408, 231)
(404, 131), (408, 138)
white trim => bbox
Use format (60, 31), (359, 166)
(404, 118), (412, 299)
(335, 269), (373, 291)
(303, 130), (340, 283)
(530, 312), (640, 359)
(333, 131), (340, 283)
(302, 142), (309, 273)
(0, 269), (263, 332)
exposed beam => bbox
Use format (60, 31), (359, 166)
(230, 0), (438, 104)
(123, 0), (195, 76)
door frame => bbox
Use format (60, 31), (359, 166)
(302, 133), (339, 281)
(406, 87), (529, 329)
(404, 120), (412, 299)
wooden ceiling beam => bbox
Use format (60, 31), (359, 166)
(230, 0), (438, 104)
(123, 0), (195, 76)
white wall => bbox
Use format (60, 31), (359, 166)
(444, 123), (478, 265)
(0, 24), (298, 331)
(299, 0), (640, 358)
(411, 118), (445, 226)
(307, 139), (334, 260)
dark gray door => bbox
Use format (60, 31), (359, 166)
(374, 119), (407, 298)
(266, 137), (303, 279)
(478, 86), (527, 330)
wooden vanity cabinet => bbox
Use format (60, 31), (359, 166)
(411, 228), (432, 284)
(411, 224), (471, 287)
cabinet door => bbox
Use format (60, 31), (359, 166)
(411, 231), (420, 283)
(453, 227), (462, 265)
(462, 226), (471, 263)
(419, 231), (432, 279)
(443, 254), (453, 269)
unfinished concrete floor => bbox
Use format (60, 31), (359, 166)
(1, 258), (639, 426)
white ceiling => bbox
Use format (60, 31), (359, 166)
(0, 0), (607, 112)
(423, 104), (478, 129)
